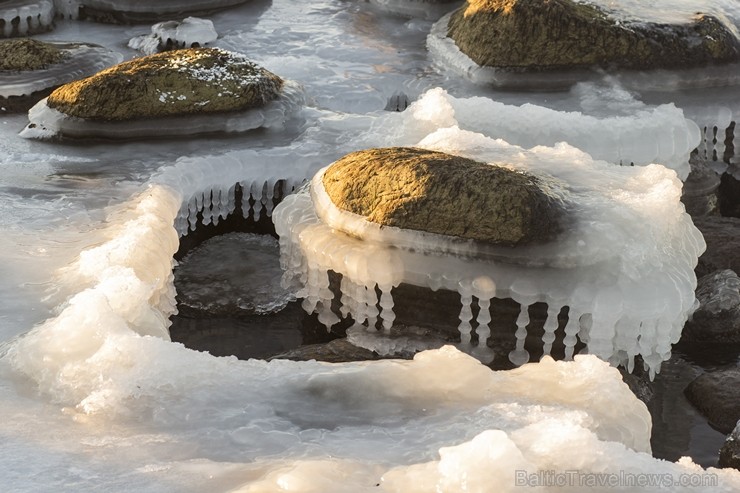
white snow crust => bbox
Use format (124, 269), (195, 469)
(129, 17), (218, 55)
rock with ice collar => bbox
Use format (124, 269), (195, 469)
(75, 0), (250, 24)
(446, 0), (740, 72)
(45, 47), (283, 121)
(322, 147), (565, 247)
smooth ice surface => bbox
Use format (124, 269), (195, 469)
(175, 232), (294, 315)
(0, 43), (121, 97)
(129, 17), (218, 55)
(0, 1), (738, 491)
(368, 0), (461, 20)
(20, 80), (305, 139)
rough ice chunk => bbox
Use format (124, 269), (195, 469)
(364, 87), (699, 180)
(20, 80), (305, 140)
(128, 17), (218, 55)
(273, 129), (706, 375)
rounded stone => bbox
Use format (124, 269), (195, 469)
(46, 47), (283, 121)
(446, 0), (739, 71)
(0, 38), (66, 71)
(322, 147), (564, 246)
(684, 368), (740, 434)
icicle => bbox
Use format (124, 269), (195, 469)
(562, 309), (581, 361)
(540, 304), (560, 358)
(378, 284), (395, 333)
(457, 279), (473, 347)
(509, 304), (530, 366)
(365, 284), (379, 331)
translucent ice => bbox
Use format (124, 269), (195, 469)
(368, 0), (461, 20)
(274, 129), (706, 376)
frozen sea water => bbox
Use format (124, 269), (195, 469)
(0, 0), (738, 491)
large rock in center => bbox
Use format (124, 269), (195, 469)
(322, 147), (563, 246)
(46, 47), (283, 121)
(447, 0), (739, 70)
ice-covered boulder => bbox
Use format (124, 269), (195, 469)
(685, 367), (740, 434)
(430, 0), (740, 88)
(128, 17), (217, 55)
(681, 269), (740, 343)
(720, 421), (740, 470)
(274, 130), (706, 377)
(322, 147), (565, 247)
(448, 0), (738, 70)
(0, 0), (54, 37)
(0, 39), (121, 113)
(20, 47), (305, 139)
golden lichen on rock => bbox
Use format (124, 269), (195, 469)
(46, 47), (284, 121)
(322, 147), (565, 247)
(0, 39), (67, 72)
(448, 0), (740, 70)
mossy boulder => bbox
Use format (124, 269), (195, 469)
(46, 47), (283, 121)
(322, 147), (564, 246)
(447, 0), (740, 71)
(0, 39), (66, 71)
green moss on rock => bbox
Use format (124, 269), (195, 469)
(322, 147), (564, 247)
(0, 39), (67, 71)
(447, 0), (740, 70)
(46, 47), (284, 121)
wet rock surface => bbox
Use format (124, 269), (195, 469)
(269, 338), (381, 363)
(694, 216), (740, 279)
(685, 367), (740, 434)
(720, 421), (740, 470)
(446, 0), (740, 71)
(46, 47), (283, 121)
(682, 269), (740, 344)
(323, 147), (566, 246)
(174, 232), (293, 317)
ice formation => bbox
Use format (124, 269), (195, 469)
(274, 130), (706, 376)
(0, 0), (54, 37)
(0, 43), (122, 97)
(428, 11), (740, 91)
(19, 80), (305, 139)
(365, 87), (700, 180)
(128, 17), (218, 55)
